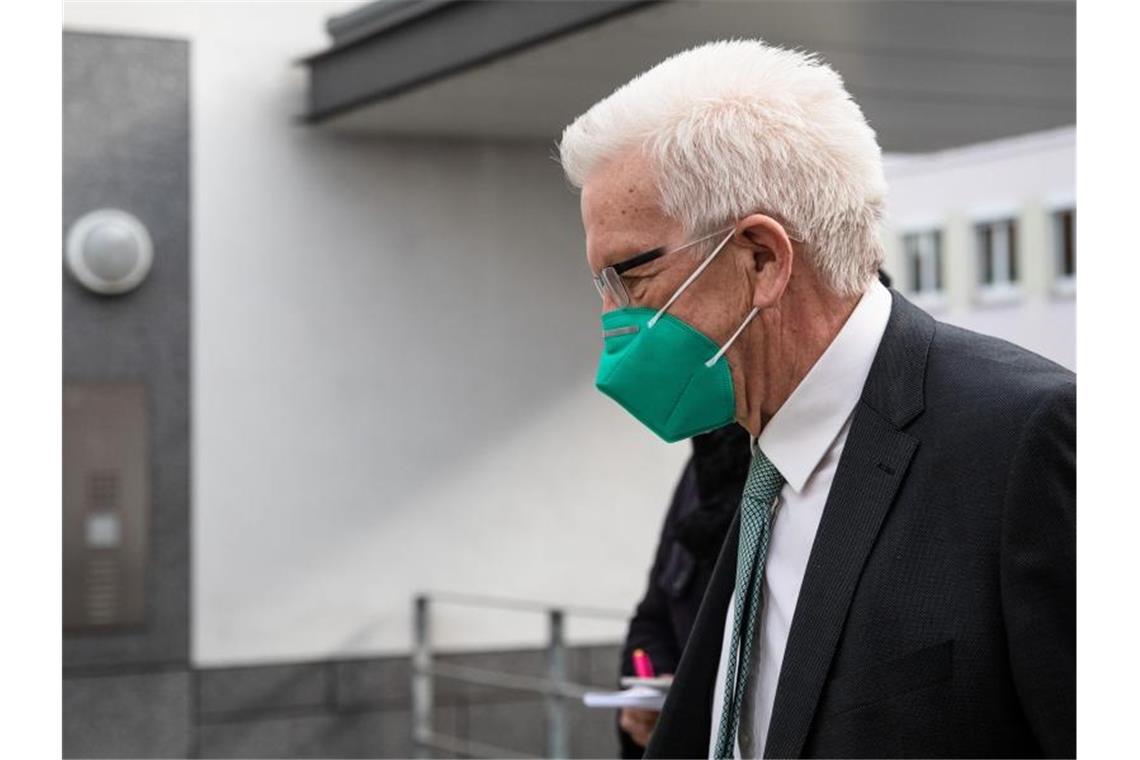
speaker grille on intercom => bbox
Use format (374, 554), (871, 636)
(88, 469), (119, 512)
(85, 555), (121, 624)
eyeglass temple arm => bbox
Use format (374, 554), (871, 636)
(612, 247), (665, 275)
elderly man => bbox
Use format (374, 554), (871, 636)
(559, 41), (1075, 759)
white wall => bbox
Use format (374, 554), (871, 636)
(64, 2), (688, 666)
(882, 127), (1076, 370)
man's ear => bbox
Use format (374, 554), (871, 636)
(735, 213), (794, 308)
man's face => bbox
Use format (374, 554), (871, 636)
(580, 150), (752, 346)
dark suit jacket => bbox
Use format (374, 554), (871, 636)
(644, 290), (1076, 759)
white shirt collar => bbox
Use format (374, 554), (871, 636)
(751, 279), (892, 493)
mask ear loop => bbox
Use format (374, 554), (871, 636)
(705, 306), (759, 368)
(647, 228), (736, 329)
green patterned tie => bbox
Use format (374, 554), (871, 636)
(713, 448), (785, 759)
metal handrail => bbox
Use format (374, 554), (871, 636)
(411, 592), (627, 759)
(426, 661), (594, 699)
(424, 590), (629, 620)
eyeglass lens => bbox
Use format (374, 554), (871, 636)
(600, 266), (629, 306)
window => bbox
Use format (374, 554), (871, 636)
(975, 218), (1019, 292)
(902, 229), (943, 295)
(1052, 207), (1076, 283)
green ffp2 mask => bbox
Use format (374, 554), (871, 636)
(594, 230), (758, 443)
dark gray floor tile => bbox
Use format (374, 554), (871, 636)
(569, 700), (622, 759)
(196, 709), (415, 759)
(333, 656), (411, 711)
(586, 644), (624, 688)
(198, 662), (329, 718)
(63, 670), (192, 759)
(464, 698), (548, 757)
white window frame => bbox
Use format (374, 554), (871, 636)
(900, 227), (947, 311)
(973, 215), (1022, 306)
(1049, 205), (1076, 299)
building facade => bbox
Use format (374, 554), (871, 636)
(882, 127), (1075, 370)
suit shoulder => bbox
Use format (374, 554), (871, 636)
(930, 319), (1071, 396)
(924, 319), (1074, 419)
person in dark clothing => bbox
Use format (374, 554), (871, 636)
(617, 423), (751, 756)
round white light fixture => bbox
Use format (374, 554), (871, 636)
(65, 208), (154, 295)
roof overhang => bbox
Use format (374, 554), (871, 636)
(298, 0), (1075, 153)
(299, 0), (657, 125)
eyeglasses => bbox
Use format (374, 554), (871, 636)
(592, 227), (734, 307)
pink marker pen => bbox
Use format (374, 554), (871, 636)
(632, 648), (656, 678)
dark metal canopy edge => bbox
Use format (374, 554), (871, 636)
(298, 0), (660, 125)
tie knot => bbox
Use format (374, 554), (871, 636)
(743, 447), (784, 503)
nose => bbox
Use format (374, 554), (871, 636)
(600, 288), (623, 314)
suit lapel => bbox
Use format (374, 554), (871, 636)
(644, 509), (740, 758)
(762, 406), (918, 757)
(763, 292), (934, 758)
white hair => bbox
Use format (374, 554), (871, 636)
(558, 39), (887, 297)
